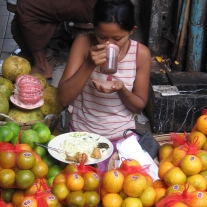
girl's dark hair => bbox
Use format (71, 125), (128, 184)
(93, 0), (135, 31)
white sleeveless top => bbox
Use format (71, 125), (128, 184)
(70, 39), (138, 140)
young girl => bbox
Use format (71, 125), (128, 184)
(58, 0), (151, 168)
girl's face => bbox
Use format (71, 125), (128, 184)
(94, 22), (134, 49)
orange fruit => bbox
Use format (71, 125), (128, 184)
(187, 191), (207, 207)
(5, 204), (14, 207)
(64, 163), (79, 174)
(153, 179), (167, 189)
(11, 190), (25, 207)
(196, 115), (207, 135)
(84, 191), (100, 207)
(24, 182), (45, 196)
(53, 173), (66, 185)
(164, 167), (187, 186)
(102, 193), (123, 207)
(171, 203), (188, 207)
(18, 144), (33, 152)
(0, 168), (15, 188)
(200, 170), (207, 182)
(44, 193), (59, 207)
(118, 189), (128, 199)
(158, 161), (175, 180)
(122, 197), (142, 207)
(120, 158), (140, 167)
(30, 160), (48, 179)
(19, 196), (37, 207)
(100, 186), (108, 198)
(52, 182), (70, 201)
(166, 184), (184, 195)
(154, 188), (166, 204)
(138, 186), (156, 207)
(123, 173), (147, 197)
(102, 170), (124, 193)
(0, 125), (13, 142)
(66, 191), (85, 207)
(158, 143), (174, 161)
(34, 125), (51, 144)
(0, 151), (16, 168)
(82, 171), (100, 191)
(15, 169), (35, 189)
(202, 139), (207, 151)
(186, 174), (207, 191)
(66, 173), (84, 191)
(145, 174), (153, 187)
(196, 150), (207, 171)
(16, 151), (36, 170)
(171, 146), (187, 166)
(180, 155), (202, 176)
(188, 131), (206, 149)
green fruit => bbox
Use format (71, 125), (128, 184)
(0, 92), (9, 121)
(34, 146), (47, 158)
(2, 56), (31, 83)
(32, 73), (47, 89)
(46, 165), (62, 179)
(0, 125), (13, 142)
(5, 121), (21, 145)
(47, 176), (55, 187)
(31, 122), (46, 130)
(42, 154), (59, 167)
(0, 77), (14, 99)
(20, 129), (40, 149)
(2, 188), (15, 203)
(35, 125), (51, 144)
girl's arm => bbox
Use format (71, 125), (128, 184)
(117, 43), (151, 114)
(58, 34), (107, 106)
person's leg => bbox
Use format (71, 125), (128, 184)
(32, 50), (53, 78)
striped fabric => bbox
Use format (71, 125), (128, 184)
(70, 39), (138, 140)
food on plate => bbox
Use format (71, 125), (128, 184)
(66, 152), (88, 163)
(91, 148), (102, 159)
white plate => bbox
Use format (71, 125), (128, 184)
(48, 132), (114, 165)
(10, 95), (44, 110)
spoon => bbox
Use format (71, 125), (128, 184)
(34, 142), (65, 153)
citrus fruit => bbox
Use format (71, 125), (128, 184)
(45, 134), (56, 146)
(44, 193), (59, 207)
(196, 150), (207, 171)
(30, 160), (48, 179)
(123, 173), (147, 197)
(19, 196), (37, 207)
(52, 182), (70, 201)
(82, 171), (100, 191)
(188, 131), (206, 149)
(187, 191), (207, 207)
(145, 174), (154, 187)
(158, 143), (174, 161)
(119, 189), (128, 199)
(20, 129), (40, 149)
(53, 173), (66, 185)
(18, 143), (33, 151)
(33, 146), (47, 158)
(64, 163), (79, 174)
(186, 174), (207, 191)
(120, 158), (140, 167)
(11, 190), (25, 207)
(196, 115), (207, 135)
(2, 188), (15, 203)
(102, 193), (123, 207)
(102, 170), (124, 193)
(180, 155), (202, 176)
(200, 170), (207, 182)
(66, 173), (84, 191)
(100, 186), (108, 198)
(154, 188), (166, 204)
(35, 125), (51, 144)
(5, 121), (21, 145)
(153, 179), (167, 189)
(15, 169), (35, 189)
(166, 184), (184, 195)
(202, 139), (207, 151)
(47, 176), (55, 187)
(163, 167), (186, 186)
(42, 154), (59, 167)
(31, 122), (46, 130)
(171, 146), (187, 166)
(171, 203), (188, 207)
(122, 197), (142, 207)
(66, 191), (85, 207)
(0, 168), (15, 188)
(0, 125), (13, 142)
(47, 165), (62, 179)
(84, 191), (100, 207)
(158, 161), (175, 180)
(0, 151), (16, 168)
(16, 151), (36, 170)
(138, 186), (156, 207)
(24, 182), (45, 196)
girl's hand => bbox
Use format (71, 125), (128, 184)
(88, 42), (109, 66)
(92, 79), (124, 94)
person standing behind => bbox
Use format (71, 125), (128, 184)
(58, 0), (151, 154)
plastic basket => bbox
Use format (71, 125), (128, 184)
(0, 113), (61, 132)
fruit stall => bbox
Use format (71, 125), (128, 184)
(1, 56), (207, 207)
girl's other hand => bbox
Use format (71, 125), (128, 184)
(88, 41), (109, 66)
(92, 79), (124, 93)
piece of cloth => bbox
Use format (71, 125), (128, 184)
(16, 0), (96, 52)
(70, 39), (139, 141)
